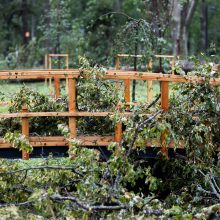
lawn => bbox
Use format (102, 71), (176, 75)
(0, 80), (161, 113)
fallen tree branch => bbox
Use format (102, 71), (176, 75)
(0, 201), (32, 208)
(146, 93), (161, 110)
(127, 109), (163, 157)
(51, 194), (127, 211)
(0, 166), (83, 177)
(199, 170), (220, 201)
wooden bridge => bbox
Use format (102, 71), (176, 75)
(0, 68), (219, 159)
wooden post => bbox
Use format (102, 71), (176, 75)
(114, 55), (123, 144)
(115, 123), (122, 143)
(48, 55), (51, 68)
(48, 55), (61, 98)
(124, 79), (130, 105)
(68, 78), (77, 139)
(48, 56), (53, 95)
(115, 55), (120, 91)
(66, 55), (69, 95)
(54, 78), (61, 98)
(44, 54), (48, 69)
(66, 55), (69, 69)
(161, 81), (169, 157)
(147, 58), (153, 103)
(44, 54), (48, 87)
(171, 56), (175, 75)
(22, 105), (29, 160)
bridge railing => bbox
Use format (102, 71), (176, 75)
(0, 69), (219, 159)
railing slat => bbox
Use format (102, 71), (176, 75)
(68, 78), (77, 139)
(21, 105), (29, 160)
(161, 81), (169, 157)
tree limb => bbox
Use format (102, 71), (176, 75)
(0, 201), (32, 208)
(51, 194), (127, 211)
(199, 170), (220, 201)
(127, 109), (163, 157)
(0, 166), (83, 177)
(185, 0), (198, 28)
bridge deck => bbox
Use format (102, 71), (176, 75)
(0, 69), (219, 159)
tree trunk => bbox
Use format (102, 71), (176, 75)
(201, 0), (208, 53)
(31, 0), (36, 40)
(181, 25), (188, 56)
(56, 1), (61, 56)
(21, 0), (28, 46)
(44, 0), (51, 53)
(171, 0), (181, 56)
(182, 0), (198, 56)
(113, 0), (121, 11)
(171, 0), (198, 56)
(132, 28), (138, 102)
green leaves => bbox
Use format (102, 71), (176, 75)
(3, 131), (33, 153)
(167, 59), (220, 163)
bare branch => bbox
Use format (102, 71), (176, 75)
(127, 109), (163, 157)
(0, 166), (83, 177)
(199, 170), (220, 201)
(51, 194), (127, 211)
(185, 0), (198, 28)
(0, 201), (32, 208)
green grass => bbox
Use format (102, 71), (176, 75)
(130, 80), (160, 102)
(0, 80), (56, 112)
(0, 80), (161, 113)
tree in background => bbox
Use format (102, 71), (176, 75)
(40, 0), (71, 55)
(171, 0), (198, 56)
(0, 0), (220, 68)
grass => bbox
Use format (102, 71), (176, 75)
(0, 80), (67, 112)
(0, 80), (161, 113)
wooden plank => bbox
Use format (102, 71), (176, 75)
(117, 54), (175, 59)
(49, 54), (61, 98)
(0, 101), (12, 105)
(124, 79), (130, 106)
(171, 57), (175, 75)
(161, 81), (169, 111)
(0, 136), (115, 148)
(115, 55), (120, 91)
(1, 136), (219, 152)
(117, 54), (143, 58)
(21, 105), (29, 160)
(115, 123), (122, 144)
(66, 54), (69, 95)
(48, 54), (68, 57)
(68, 78), (77, 141)
(44, 54), (48, 87)
(54, 78), (60, 98)
(44, 54), (48, 69)
(160, 81), (169, 158)
(147, 81), (153, 103)
(147, 58), (153, 102)
(0, 111), (154, 118)
(155, 55), (175, 58)
(0, 69), (219, 85)
(0, 112), (110, 118)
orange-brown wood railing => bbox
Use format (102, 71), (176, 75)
(0, 69), (219, 159)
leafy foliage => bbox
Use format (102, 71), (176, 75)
(0, 86), (66, 137)
(3, 131), (32, 153)
(168, 59), (220, 163)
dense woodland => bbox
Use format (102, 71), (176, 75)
(0, 0), (220, 68)
(0, 0), (220, 219)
